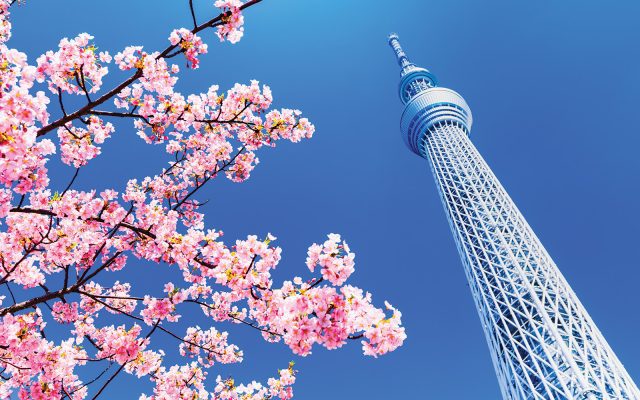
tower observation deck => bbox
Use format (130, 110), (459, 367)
(388, 33), (639, 400)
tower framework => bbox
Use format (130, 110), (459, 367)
(388, 34), (639, 400)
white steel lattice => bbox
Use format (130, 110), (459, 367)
(422, 121), (639, 400)
(388, 34), (640, 400)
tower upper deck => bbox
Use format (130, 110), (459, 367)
(388, 34), (473, 157)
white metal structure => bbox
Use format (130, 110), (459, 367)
(388, 34), (639, 400)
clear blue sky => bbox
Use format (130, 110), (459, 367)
(9, 0), (640, 398)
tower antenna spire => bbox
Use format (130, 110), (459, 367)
(387, 33), (437, 104)
(388, 33), (414, 74)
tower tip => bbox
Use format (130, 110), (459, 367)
(388, 33), (439, 103)
(388, 32), (412, 71)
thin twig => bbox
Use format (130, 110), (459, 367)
(61, 168), (80, 197)
(189, 0), (198, 28)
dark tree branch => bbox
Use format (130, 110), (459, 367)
(88, 109), (152, 125)
(86, 320), (159, 400)
(189, 0), (198, 28)
(61, 168), (80, 198)
(57, 88), (67, 117)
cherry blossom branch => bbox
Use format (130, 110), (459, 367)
(36, 0), (263, 138)
(0, 206), (137, 315)
(185, 299), (283, 337)
(0, 1), (405, 398)
(0, 245), (126, 315)
(89, 359), (126, 399)
(172, 146), (245, 211)
(57, 88), (67, 116)
(84, 295), (226, 357)
(90, 321), (160, 400)
(64, 363), (114, 398)
(0, 214), (54, 284)
(3, 283), (16, 305)
(87, 110), (152, 125)
(8, 207), (151, 238)
(0, 284), (77, 316)
(37, 70), (143, 137)
(0, 357), (30, 371)
(73, 288), (284, 338)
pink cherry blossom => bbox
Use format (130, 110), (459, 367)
(57, 117), (114, 167)
(0, 1), (405, 398)
(36, 33), (110, 95)
(52, 301), (79, 324)
(214, 0), (245, 43)
(306, 233), (355, 286)
(1, 1), (13, 44)
(168, 28), (208, 69)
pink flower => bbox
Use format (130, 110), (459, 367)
(93, 324), (144, 364)
(306, 234), (355, 286)
(214, 0), (245, 43)
(180, 326), (242, 367)
(141, 296), (180, 325)
(57, 117), (114, 167)
(0, 3), (404, 397)
(52, 301), (79, 324)
(35, 33), (110, 95)
(168, 29), (207, 69)
(362, 302), (407, 357)
(0, 188), (12, 218)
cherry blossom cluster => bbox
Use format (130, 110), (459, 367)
(0, 44), (54, 194)
(114, 47), (178, 96)
(179, 326), (242, 366)
(169, 28), (208, 69)
(245, 253), (406, 357)
(0, 310), (88, 399)
(140, 296), (180, 325)
(51, 301), (79, 323)
(36, 33), (111, 95)
(362, 301), (406, 357)
(0, 1), (406, 398)
(212, 365), (296, 400)
(93, 324), (147, 364)
(306, 233), (356, 286)
(142, 363), (208, 399)
(214, 0), (245, 43)
(101, 282), (138, 313)
(57, 116), (115, 167)
(1, 0), (13, 44)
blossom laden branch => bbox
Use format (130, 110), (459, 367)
(35, 0), (262, 139)
(0, 0), (406, 398)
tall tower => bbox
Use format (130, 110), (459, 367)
(388, 34), (639, 400)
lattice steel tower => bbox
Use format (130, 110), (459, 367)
(388, 34), (639, 400)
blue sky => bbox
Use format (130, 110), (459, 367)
(9, 0), (640, 398)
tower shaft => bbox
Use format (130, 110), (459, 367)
(424, 120), (638, 399)
(389, 34), (640, 399)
